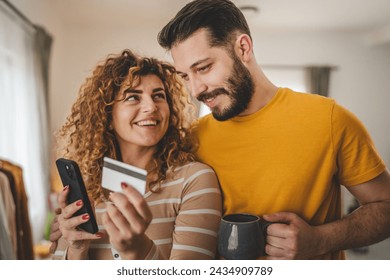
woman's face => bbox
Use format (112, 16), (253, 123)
(112, 74), (170, 151)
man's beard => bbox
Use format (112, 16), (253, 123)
(197, 55), (254, 121)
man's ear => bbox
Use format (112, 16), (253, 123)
(234, 34), (253, 63)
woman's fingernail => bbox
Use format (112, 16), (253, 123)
(96, 232), (104, 238)
(76, 200), (83, 206)
(121, 182), (127, 189)
(63, 185), (69, 191)
(81, 214), (89, 220)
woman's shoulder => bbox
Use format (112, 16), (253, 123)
(169, 161), (220, 192)
(173, 161), (216, 176)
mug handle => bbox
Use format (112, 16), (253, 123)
(259, 220), (275, 233)
(258, 220), (277, 256)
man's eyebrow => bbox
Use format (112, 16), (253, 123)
(190, 58), (211, 70)
(176, 58), (211, 75)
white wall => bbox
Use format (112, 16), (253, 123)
(57, 23), (168, 133)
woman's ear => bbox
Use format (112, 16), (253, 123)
(234, 34), (253, 63)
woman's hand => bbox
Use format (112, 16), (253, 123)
(57, 186), (103, 259)
(49, 207), (62, 254)
(102, 182), (153, 259)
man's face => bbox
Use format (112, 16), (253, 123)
(171, 29), (254, 121)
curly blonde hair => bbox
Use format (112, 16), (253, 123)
(57, 49), (197, 202)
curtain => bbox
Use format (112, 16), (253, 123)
(0, 1), (52, 244)
(305, 66), (332, 97)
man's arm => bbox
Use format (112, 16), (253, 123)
(318, 169), (390, 252)
(264, 170), (390, 259)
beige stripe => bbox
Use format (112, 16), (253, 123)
(182, 188), (220, 202)
(175, 226), (218, 237)
(174, 162), (195, 171)
(183, 169), (215, 189)
(146, 178), (185, 196)
(180, 209), (221, 216)
(172, 244), (214, 257)
(161, 178), (185, 187)
(95, 208), (107, 213)
(148, 198), (181, 206)
(154, 238), (173, 245)
(144, 191), (153, 198)
(150, 217), (176, 224)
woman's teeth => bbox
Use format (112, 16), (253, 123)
(137, 120), (158, 126)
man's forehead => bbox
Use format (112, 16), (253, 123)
(170, 29), (211, 67)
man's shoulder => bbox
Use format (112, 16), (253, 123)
(197, 113), (214, 125)
(282, 87), (335, 105)
(278, 88), (336, 116)
(191, 114), (215, 134)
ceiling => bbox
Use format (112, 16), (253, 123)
(52, 0), (390, 44)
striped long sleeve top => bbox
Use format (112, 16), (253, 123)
(53, 161), (222, 260)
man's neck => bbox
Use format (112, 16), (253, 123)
(239, 67), (278, 116)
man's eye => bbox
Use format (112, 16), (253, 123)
(198, 64), (210, 72)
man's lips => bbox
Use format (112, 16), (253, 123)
(203, 96), (218, 108)
(197, 88), (228, 104)
(197, 93), (218, 103)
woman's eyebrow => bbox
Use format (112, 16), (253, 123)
(123, 88), (142, 94)
(152, 87), (165, 93)
(123, 87), (164, 94)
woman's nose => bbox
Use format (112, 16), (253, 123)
(141, 97), (157, 113)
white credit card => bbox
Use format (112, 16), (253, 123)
(101, 157), (147, 194)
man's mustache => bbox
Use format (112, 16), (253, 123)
(197, 88), (228, 102)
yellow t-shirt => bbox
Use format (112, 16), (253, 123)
(194, 88), (386, 259)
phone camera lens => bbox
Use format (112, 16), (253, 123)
(65, 164), (73, 178)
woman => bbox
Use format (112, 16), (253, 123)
(53, 50), (222, 260)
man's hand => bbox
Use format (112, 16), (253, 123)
(262, 212), (323, 259)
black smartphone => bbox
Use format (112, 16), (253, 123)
(55, 158), (98, 234)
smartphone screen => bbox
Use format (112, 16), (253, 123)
(56, 158), (98, 234)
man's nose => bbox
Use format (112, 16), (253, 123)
(189, 78), (207, 99)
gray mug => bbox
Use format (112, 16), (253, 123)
(217, 213), (272, 260)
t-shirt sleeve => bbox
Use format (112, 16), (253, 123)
(331, 103), (386, 186)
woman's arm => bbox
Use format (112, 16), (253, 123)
(169, 163), (222, 259)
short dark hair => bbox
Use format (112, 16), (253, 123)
(158, 0), (251, 50)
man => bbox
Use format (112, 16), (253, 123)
(157, 0), (390, 259)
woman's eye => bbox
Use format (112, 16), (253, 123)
(154, 93), (166, 100)
(124, 95), (139, 102)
